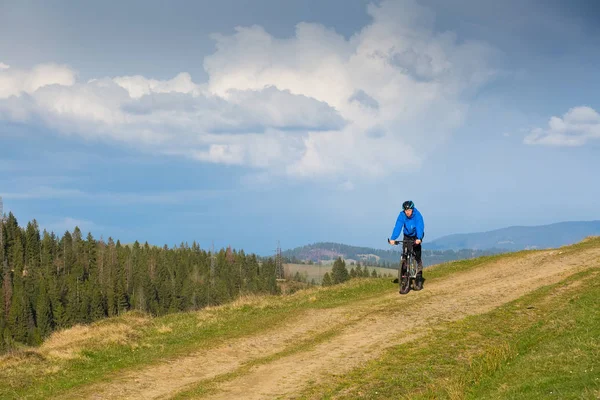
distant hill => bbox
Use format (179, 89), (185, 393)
(281, 242), (502, 267)
(427, 220), (600, 251)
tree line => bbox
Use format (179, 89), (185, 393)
(322, 257), (387, 286)
(0, 213), (279, 352)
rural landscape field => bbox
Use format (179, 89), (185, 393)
(2, 0), (599, 398)
(1, 237), (599, 399)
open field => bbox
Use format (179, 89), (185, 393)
(283, 263), (395, 283)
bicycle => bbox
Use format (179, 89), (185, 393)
(389, 237), (419, 295)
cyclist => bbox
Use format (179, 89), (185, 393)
(388, 200), (425, 290)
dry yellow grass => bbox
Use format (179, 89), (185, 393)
(41, 323), (131, 360)
(227, 293), (274, 309)
(0, 312), (152, 368)
(195, 294), (276, 327)
(581, 235), (600, 243)
(156, 325), (173, 334)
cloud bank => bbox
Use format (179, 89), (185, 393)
(0, 0), (496, 181)
(524, 106), (600, 146)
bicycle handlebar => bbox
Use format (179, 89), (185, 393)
(388, 238), (418, 245)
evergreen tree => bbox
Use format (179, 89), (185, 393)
(114, 241), (130, 315)
(2, 261), (12, 326)
(40, 230), (55, 277)
(0, 212), (343, 350)
(260, 258), (279, 294)
(61, 231), (74, 276)
(79, 281), (91, 323)
(117, 278), (130, 315)
(85, 232), (97, 280)
(355, 264), (363, 277)
(65, 283), (79, 325)
(293, 271), (302, 282)
(105, 238), (118, 317)
(35, 280), (53, 338)
(0, 219), (5, 263)
(8, 233), (35, 343)
(25, 220), (41, 272)
(4, 213), (19, 268)
(48, 275), (67, 329)
(322, 272), (332, 286)
(331, 257), (349, 284)
(0, 284), (5, 352)
(90, 284), (106, 320)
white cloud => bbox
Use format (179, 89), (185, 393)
(1, 187), (229, 204)
(113, 72), (202, 99)
(0, 0), (496, 181)
(0, 67), (344, 154)
(1, 186), (84, 200)
(0, 62), (75, 98)
(524, 106), (600, 146)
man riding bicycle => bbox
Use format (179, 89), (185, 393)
(388, 200), (425, 291)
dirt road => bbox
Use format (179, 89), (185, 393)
(64, 246), (600, 400)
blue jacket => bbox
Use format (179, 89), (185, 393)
(390, 207), (425, 240)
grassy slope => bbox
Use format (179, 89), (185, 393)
(298, 264), (600, 398)
(0, 238), (598, 399)
(0, 250), (513, 399)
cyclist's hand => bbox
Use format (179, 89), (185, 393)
(415, 239), (422, 245)
(388, 239), (395, 245)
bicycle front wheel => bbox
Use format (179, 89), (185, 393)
(408, 257), (418, 289)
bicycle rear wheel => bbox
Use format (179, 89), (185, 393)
(399, 257), (410, 294)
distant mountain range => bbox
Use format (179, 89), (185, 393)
(281, 221), (600, 267)
(426, 220), (600, 251)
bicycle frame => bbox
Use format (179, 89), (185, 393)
(389, 238), (417, 270)
(388, 237), (419, 294)
(399, 239), (418, 279)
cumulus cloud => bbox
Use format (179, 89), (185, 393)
(524, 106), (600, 146)
(0, 0), (496, 180)
(0, 62), (75, 98)
(2, 186), (228, 204)
(0, 68), (343, 153)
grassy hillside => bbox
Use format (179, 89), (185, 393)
(1, 237), (598, 399)
(0, 277), (400, 398)
(299, 268), (600, 399)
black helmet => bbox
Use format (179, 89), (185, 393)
(402, 200), (414, 210)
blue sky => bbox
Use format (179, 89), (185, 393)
(1, 0), (599, 255)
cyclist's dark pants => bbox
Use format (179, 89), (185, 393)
(401, 235), (423, 274)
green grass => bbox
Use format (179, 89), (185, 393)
(297, 268), (600, 400)
(0, 278), (388, 399)
(128, 248), (587, 400)
(1, 238), (597, 400)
